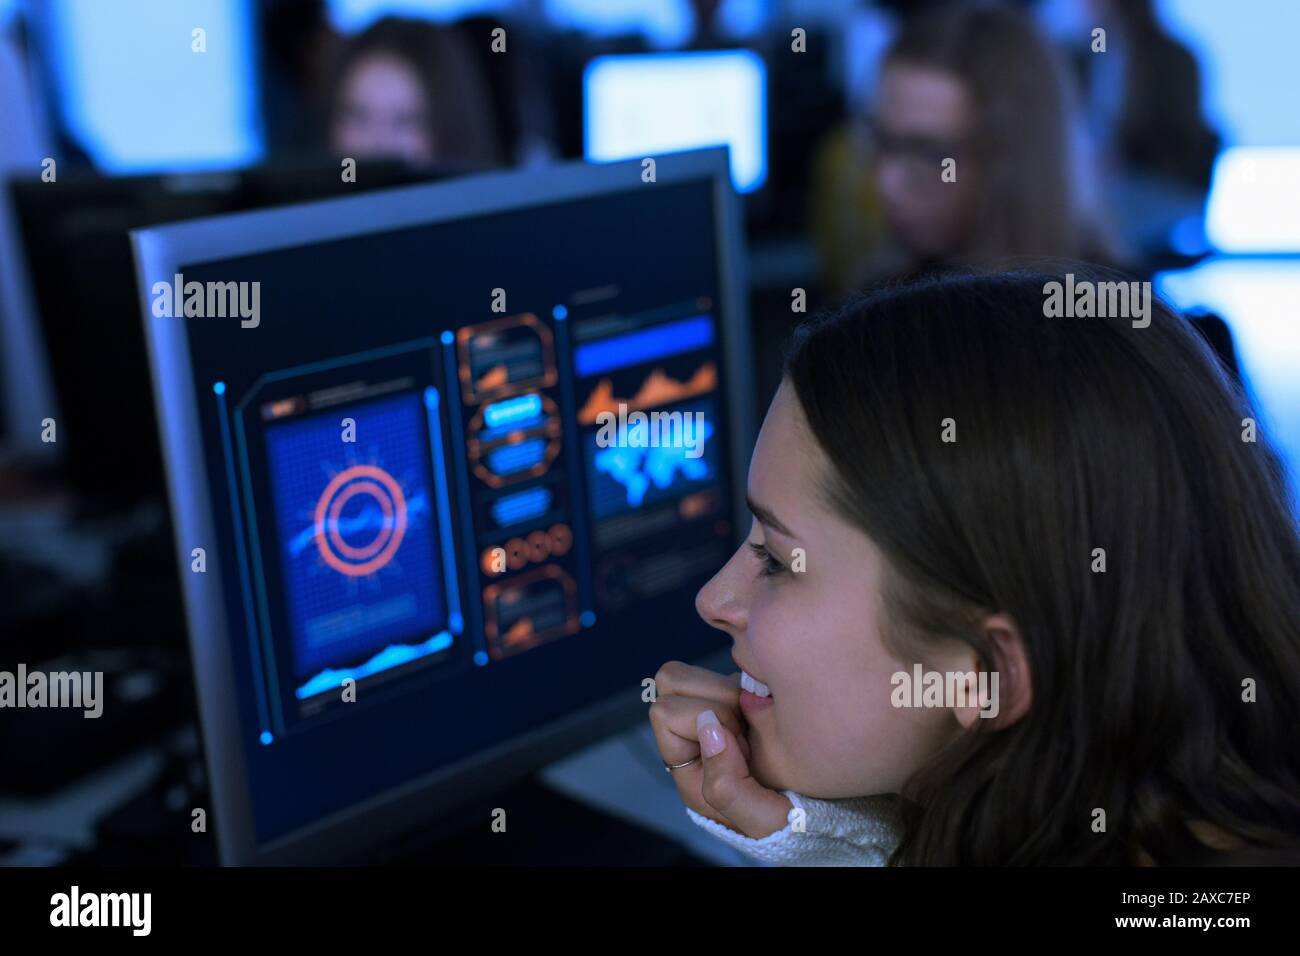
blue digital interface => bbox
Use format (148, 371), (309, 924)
(264, 394), (448, 696)
(574, 315), (715, 377)
(175, 178), (738, 846)
(586, 399), (719, 518)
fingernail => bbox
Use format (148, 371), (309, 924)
(697, 709), (726, 758)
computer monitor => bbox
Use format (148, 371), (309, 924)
(132, 147), (753, 864)
(1156, 258), (1300, 507)
(1204, 146), (1300, 254)
(584, 51), (767, 194)
(1154, 145), (1300, 509)
(9, 159), (452, 507)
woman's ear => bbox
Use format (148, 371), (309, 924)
(935, 611), (1033, 730)
(975, 611), (1033, 728)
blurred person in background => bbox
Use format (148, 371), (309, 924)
(812, 3), (1116, 293)
(324, 16), (503, 168)
(1073, 0), (1222, 260)
(1079, 0), (1220, 192)
(810, 2), (1238, 380)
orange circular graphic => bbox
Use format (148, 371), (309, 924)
(313, 465), (408, 576)
(506, 537), (529, 570)
(527, 529), (551, 562)
(548, 523), (572, 556)
(328, 479), (394, 561)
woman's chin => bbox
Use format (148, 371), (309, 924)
(745, 745), (788, 793)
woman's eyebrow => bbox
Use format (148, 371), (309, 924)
(746, 494), (797, 539)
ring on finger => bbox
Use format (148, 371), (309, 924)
(664, 755), (701, 773)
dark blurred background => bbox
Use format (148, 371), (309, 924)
(0, 0), (1297, 866)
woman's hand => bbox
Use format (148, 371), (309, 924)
(649, 661), (793, 838)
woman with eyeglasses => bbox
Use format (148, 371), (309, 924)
(812, 3), (1116, 292)
(810, 3), (1240, 379)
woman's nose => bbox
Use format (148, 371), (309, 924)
(694, 548), (747, 635)
(874, 156), (912, 208)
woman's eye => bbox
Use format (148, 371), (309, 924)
(747, 540), (786, 577)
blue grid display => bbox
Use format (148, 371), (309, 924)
(264, 393), (447, 688)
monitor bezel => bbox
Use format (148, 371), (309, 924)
(132, 147), (752, 865)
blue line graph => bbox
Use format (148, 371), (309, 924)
(285, 491), (431, 557)
(295, 631), (454, 700)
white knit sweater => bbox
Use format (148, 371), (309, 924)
(686, 791), (903, 866)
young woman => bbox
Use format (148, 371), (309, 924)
(650, 270), (1300, 865)
(325, 16), (501, 168)
(808, 2), (1239, 388)
(812, 3), (1114, 293)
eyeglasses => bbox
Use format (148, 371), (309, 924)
(860, 116), (970, 180)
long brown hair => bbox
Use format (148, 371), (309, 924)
(785, 269), (1300, 864)
(324, 16), (503, 167)
(884, 4), (1114, 266)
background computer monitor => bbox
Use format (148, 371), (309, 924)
(8, 159), (452, 508)
(1156, 258), (1300, 505)
(584, 51), (767, 194)
(1155, 146), (1300, 508)
(133, 147), (752, 864)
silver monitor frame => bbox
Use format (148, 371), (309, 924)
(132, 147), (753, 865)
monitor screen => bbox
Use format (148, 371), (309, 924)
(1203, 147), (1300, 254)
(1155, 257), (1300, 505)
(584, 51), (767, 194)
(133, 149), (752, 863)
